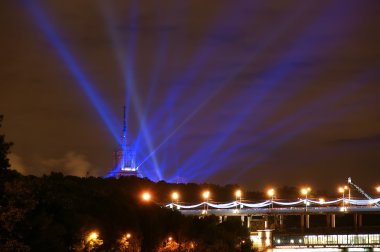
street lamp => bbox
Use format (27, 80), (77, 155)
(87, 231), (98, 242)
(171, 191), (179, 204)
(267, 188), (275, 209)
(301, 187), (311, 210)
(86, 231), (103, 250)
(235, 190), (242, 201)
(141, 192), (151, 202)
(235, 189), (242, 210)
(338, 186), (348, 208)
(119, 233), (132, 250)
(202, 190), (210, 213)
(376, 186), (380, 193)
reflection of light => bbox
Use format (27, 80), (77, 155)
(290, 239), (294, 244)
(319, 198), (325, 203)
(265, 231), (271, 238)
(265, 238), (271, 247)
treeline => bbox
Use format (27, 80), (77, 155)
(0, 171), (254, 252)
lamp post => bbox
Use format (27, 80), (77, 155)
(202, 190), (210, 213)
(171, 191), (179, 205)
(346, 185), (351, 203)
(339, 186), (349, 208)
(235, 190), (242, 210)
(301, 187), (311, 211)
(338, 187), (345, 207)
(86, 231), (103, 251)
(267, 189), (275, 209)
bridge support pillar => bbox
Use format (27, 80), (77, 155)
(219, 216), (223, 223)
(331, 214), (336, 228)
(300, 214), (305, 229)
(358, 214), (362, 227)
(326, 214), (331, 227)
(247, 216), (251, 229)
(241, 215), (245, 226)
(305, 214), (310, 229)
(279, 215), (284, 229)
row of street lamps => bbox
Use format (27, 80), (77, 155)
(140, 185), (380, 205)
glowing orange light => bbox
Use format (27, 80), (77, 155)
(301, 188), (310, 195)
(87, 231), (98, 242)
(171, 192), (179, 200)
(267, 188), (275, 197)
(202, 190), (210, 200)
(142, 192), (151, 201)
(235, 190), (242, 198)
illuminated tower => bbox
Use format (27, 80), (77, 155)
(114, 106), (139, 177)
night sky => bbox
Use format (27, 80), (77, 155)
(1, 0), (380, 191)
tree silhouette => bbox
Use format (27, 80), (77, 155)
(0, 115), (13, 172)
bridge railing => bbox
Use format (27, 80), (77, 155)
(165, 198), (380, 211)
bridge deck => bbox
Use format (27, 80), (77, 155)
(178, 206), (380, 216)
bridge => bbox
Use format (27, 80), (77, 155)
(166, 198), (380, 250)
(167, 198), (380, 226)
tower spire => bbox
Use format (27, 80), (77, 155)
(123, 105), (127, 139)
(112, 105), (139, 178)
